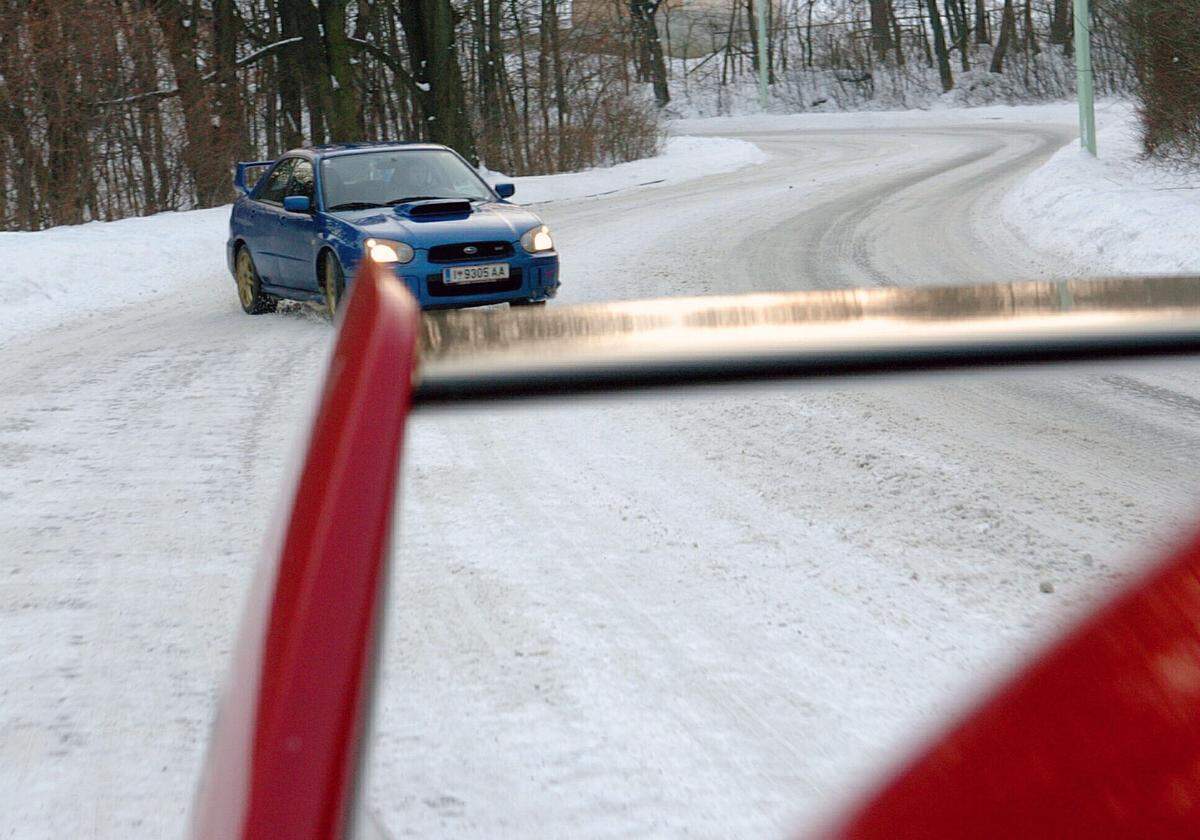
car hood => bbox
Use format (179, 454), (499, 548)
(333, 202), (543, 247)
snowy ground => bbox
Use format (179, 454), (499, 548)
(486, 134), (767, 205)
(1003, 102), (1200, 275)
(4, 104), (1200, 839)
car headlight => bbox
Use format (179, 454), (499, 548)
(365, 238), (414, 264)
(520, 225), (555, 254)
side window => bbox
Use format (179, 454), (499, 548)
(288, 160), (315, 202)
(258, 159), (297, 205)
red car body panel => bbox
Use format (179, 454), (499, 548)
(192, 268), (1200, 837)
(192, 263), (419, 840)
(826, 528), (1200, 838)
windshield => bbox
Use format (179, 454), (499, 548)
(321, 149), (493, 211)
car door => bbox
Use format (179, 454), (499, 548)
(275, 159), (321, 291)
(253, 157), (297, 283)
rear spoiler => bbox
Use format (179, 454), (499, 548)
(234, 160), (275, 196)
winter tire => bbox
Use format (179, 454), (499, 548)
(235, 247), (278, 315)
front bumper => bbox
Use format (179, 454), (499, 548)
(392, 252), (560, 310)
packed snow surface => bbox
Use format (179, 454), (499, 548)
(4, 105), (1200, 839)
(485, 134), (768, 205)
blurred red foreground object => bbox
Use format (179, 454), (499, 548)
(825, 528), (1200, 838)
(192, 262), (418, 840)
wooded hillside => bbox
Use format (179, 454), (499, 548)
(0, 0), (1170, 232)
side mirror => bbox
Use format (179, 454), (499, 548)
(494, 183), (516, 199)
(283, 195), (311, 214)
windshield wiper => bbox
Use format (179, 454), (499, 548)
(385, 195), (456, 205)
(327, 201), (385, 211)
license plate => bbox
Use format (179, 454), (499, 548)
(443, 263), (510, 284)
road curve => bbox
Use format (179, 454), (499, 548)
(368, 119), (1200, 837)
(4, 115), (1200, 839)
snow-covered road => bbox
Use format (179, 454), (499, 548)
(5, 108), (1200, 838)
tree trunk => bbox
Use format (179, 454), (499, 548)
(990, 0), (1017, 73)
(537, 0), (553, 160)
(805, 0), (815, 69)
(318, 0), (361, 141)
(279, 0), (335, 144)
(152, 0), (229, 206)
(275, 0), (305, 149)
(766, 0), (776, 83)
(974, 0), (990, 44)
(477, 0), (518, 169)
(547, 1), (568, 168)
(1023, 0), (1039, 55)
(925, 0), (954, 91)
(868, 0), (894, 59)
(1050, 0), (1070, 45)
(212, 0), (248, 166)
(123, 9), (166, 212)
(492, 0), (524, 172)
(944, 0), (959, 50)
(630, 1), (669, 107)
(399, 0), (478, 162)
(888, 0), (906, 66)
(950, 0), (970, 71)
(30, 4), (87, 225)
(0, 134), (7, 225)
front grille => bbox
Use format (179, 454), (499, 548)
(428, 241), (514, 263)
(427, 268), (523, 297)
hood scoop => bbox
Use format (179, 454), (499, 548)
(395, 198), (472, 218)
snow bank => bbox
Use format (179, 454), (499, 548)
(677, 101), (1078, 134)
(1, 137), (765, 346)
(1, 207), (232, 347)
(1002, 104), (1200, 274)
(671, 59), (1078, 119)
(485, 135), (767, 205)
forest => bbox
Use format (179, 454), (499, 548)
(0, 0), (1192, 231)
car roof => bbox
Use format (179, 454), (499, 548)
(285, 141), (450, 160)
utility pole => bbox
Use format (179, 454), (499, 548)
(1073, 0), (1097, 155)
(755, 0), (769, 109)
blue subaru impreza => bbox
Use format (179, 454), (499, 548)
(227, 142), (559, 315)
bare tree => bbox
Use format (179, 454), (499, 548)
(398, 0), (478, 162)
(629, 0), (670, 106)
(975, 0), (991, 44)
(318, 0), (362, 140)
(1050, 0), (1071, 47)
(990, 0), (1017, 73)
(868, 0), (895, 59)
(1, 0), (1140, 231)
(925, 0), (955, 91)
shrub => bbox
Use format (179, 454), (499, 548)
(1123, 0), (1200, 161)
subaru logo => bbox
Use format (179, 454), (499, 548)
(463, 245), (478, 255)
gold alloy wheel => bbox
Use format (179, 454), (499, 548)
(236, 250), (256, 310)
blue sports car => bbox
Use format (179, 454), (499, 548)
(227, 142), (559, 315)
